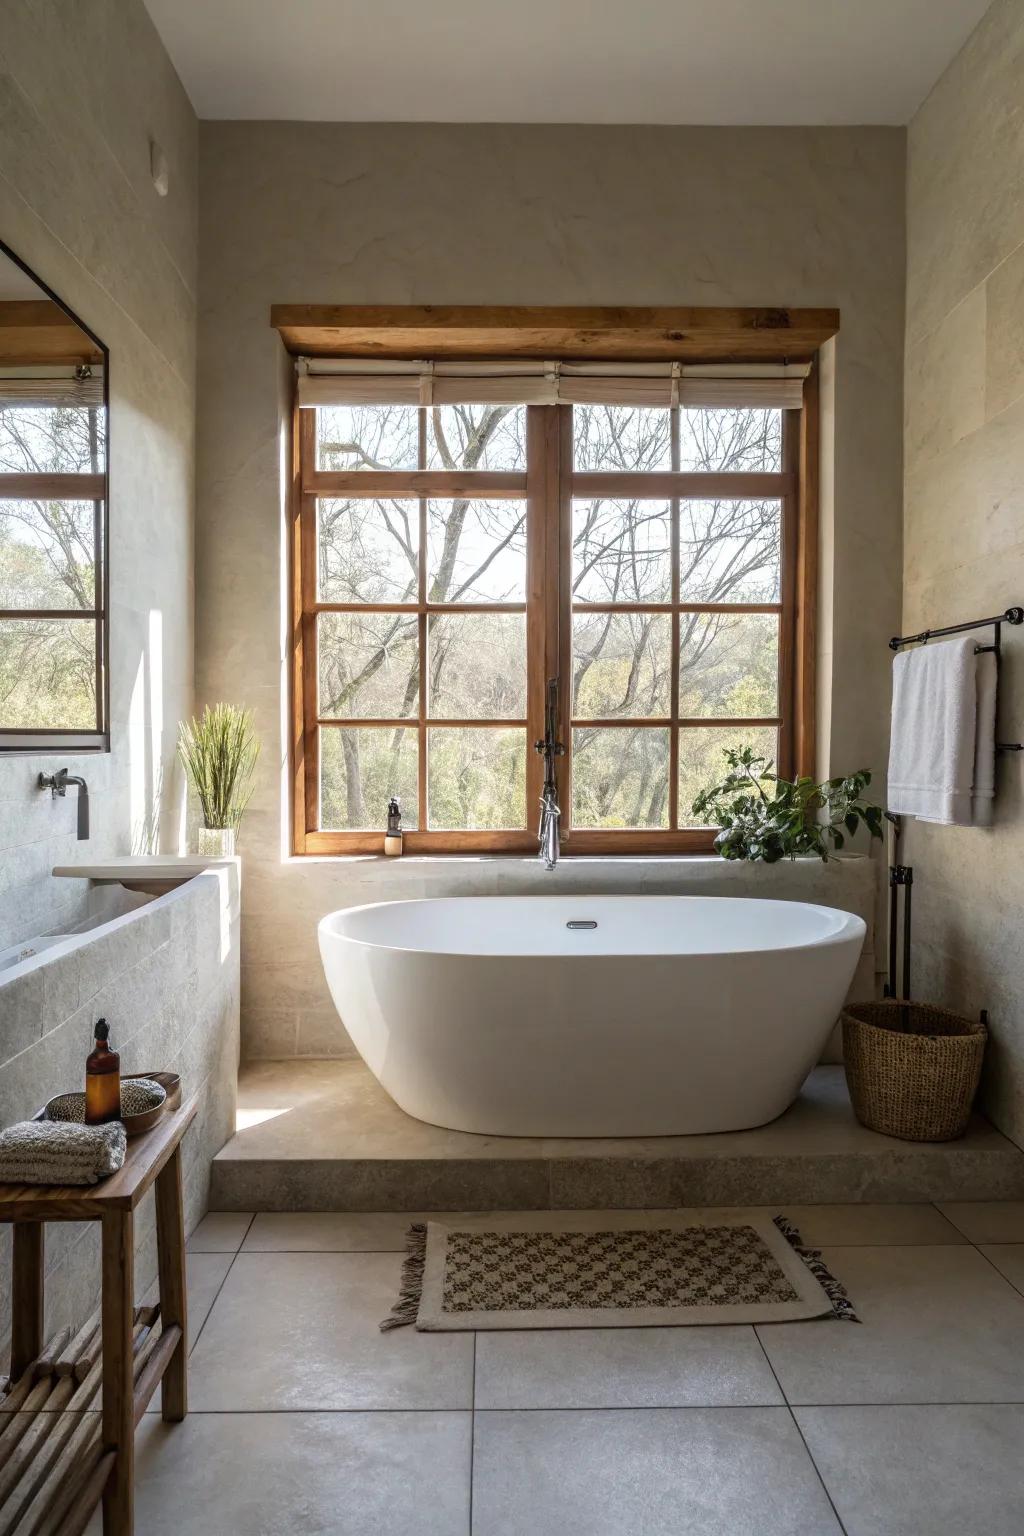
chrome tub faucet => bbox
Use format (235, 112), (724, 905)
(39, 768), (90, 840)
(535, 678), (564, 871)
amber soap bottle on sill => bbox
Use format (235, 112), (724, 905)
(85, 1018), (121, 1125)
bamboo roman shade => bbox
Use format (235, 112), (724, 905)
(295, 358), (809, 410)
(0, 364), (105, 409)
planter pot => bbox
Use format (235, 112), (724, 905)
(842, 1000), (986, 1142)
(197, 826), (236, 858)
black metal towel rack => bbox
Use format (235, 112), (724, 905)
(889, 605), (1024, 753)
(884, 605), (1023, 1002)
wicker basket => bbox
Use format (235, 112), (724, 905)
(842, 1000), (987, 1142)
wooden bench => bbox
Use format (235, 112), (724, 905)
(0, 1098), (196, 1535)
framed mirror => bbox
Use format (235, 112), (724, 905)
(0, 240), (109, 752)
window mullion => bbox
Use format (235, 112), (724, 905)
(417, 407), (428, 832)
(669, 405), (681, 830)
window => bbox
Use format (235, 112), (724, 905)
(0, 246), (109, 752)
(290, 340), (819, 855)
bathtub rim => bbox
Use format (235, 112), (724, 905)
(318, 894), (867, 961)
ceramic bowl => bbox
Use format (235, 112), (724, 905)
(43, 1076), (167, 1137)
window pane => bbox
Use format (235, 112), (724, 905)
(573, 405), (671, 471)
(428, 727), (526, 829)
(320, 726), (418, 830)
(679, 612), (779, 717)
(573, 612), (671, 718)
(0, 500), (96, 609)
(318, 611), (418, 719)
(317, 498), (418, 604)
(316, 404), (419, 471)
(678, 724), (779, 828)
(678, 408), (781, 472)
(427, 500), (526, 602)
(572, 498), (671, 603)
(428, 612), (526, 719)
(0, 402), (106, 474)
(0, 617), (96, 729)
(426, 405), (526, 470)
(571, 726), (670, 829)
(679, 499), (781, 602)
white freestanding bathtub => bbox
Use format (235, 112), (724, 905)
(318, 896), (866, 1137)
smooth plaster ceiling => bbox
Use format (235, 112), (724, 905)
(144, 0), (992, 125)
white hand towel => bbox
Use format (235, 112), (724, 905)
(887, 636), (978, 825)
(972, 649), (998, 826)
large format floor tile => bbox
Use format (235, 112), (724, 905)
(758, 1245), (1024, 1403)
(471, 1408), (842, 1535)
(796, 1405), (1024, 1536)
(187, 1252), (474, 1410)
(87, 1411), (471, 1536)
(243, 1211), (419, 1251)
(938, 1201), (1024, 1243)
(187, 1212), (254, 1253)
(475, 1325), (783, 1409)
(771, 1203), (965, 1246)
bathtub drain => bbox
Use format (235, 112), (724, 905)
(566, 920), (598, 930)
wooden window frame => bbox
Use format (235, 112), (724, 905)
(284, 306), (826, 857)
(0, 239), (110, 754)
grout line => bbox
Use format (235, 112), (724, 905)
(33, 1403), (1024, 1417)
(752, 1328), (849, 1536)
(186, 1224), (253, 1358)
(906, 230), (1024, 360)
(926, 1200), (980, 1243)
(469, 1333), (477, 1535)
(969, 1239), (1024, 1300)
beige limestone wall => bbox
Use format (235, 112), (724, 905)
(0, 0), (198, 946)
(903, 0), (1024, 1145)
(196, 123), (906, 1058)
(0, 866), (240, 1365)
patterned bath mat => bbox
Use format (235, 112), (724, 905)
(381, 1211), (857, 1331)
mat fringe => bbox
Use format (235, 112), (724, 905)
(380, 1216), (859, 1330)
(380, 1223), (428, 1331)
(773, 1214), (860, 1322)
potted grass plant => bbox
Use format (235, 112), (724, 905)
(177, 703), (259, 857)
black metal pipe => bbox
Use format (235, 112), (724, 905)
(901, 868), (913, 1002)
(887, 866), (899, 1000)
(889, 606), (1023, 651)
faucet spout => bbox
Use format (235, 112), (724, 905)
(38, 769), (90, 840)
(539, 786), (560, 871)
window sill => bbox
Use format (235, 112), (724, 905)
(285, 852), (871, 868)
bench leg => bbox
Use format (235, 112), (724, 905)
(10, 1221), (44, 1381)
(155, 1145), (188, 1421)
(101, 1208), (134, 1536)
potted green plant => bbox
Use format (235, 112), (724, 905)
(177, 703), (259, 857)
(692, 745), (885, 862)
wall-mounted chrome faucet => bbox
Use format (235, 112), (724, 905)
(534, 678), (564, 871)
(38, 768), (90, 840)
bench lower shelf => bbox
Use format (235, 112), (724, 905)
(0, 1305), (178, 1536)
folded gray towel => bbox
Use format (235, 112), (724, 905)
(0, 1120), (126, 1185)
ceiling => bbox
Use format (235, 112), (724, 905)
(144, 0), (991, 126)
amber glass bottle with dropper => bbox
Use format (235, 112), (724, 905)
(85, 1018), (121, 1125)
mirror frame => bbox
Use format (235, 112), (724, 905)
(0, 238), (110, 754)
